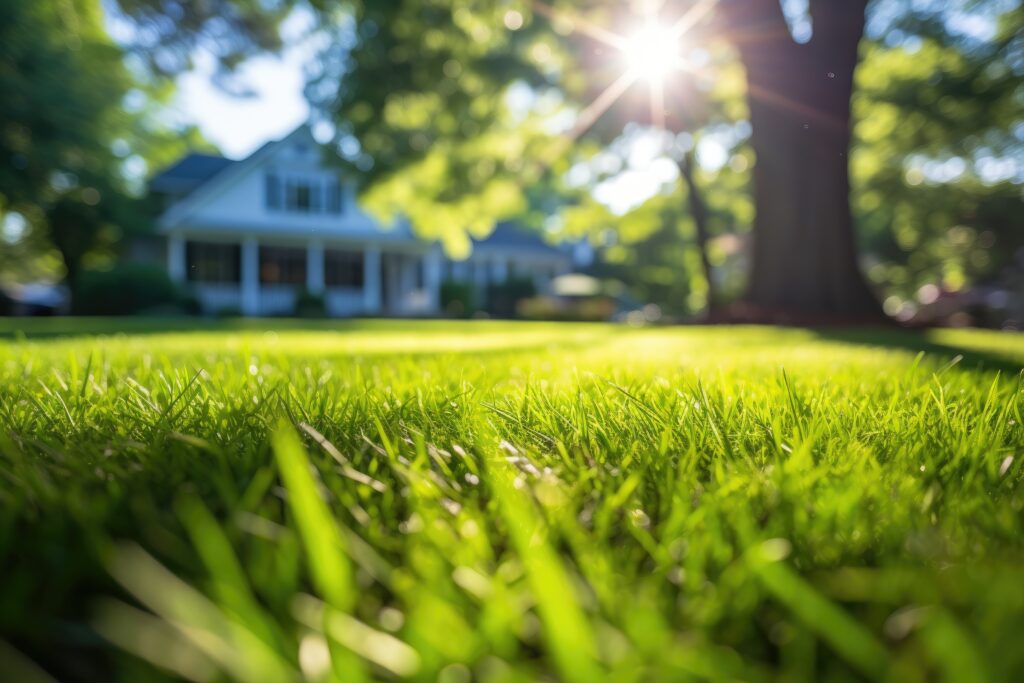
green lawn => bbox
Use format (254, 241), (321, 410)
(1, 319), (1022, 682)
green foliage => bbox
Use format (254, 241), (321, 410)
(105, 0), (1023, 316)
(0, 0), (133, 284)
(852, 7), (1024, 307)
(440, 280), (476, 317)
(293, 289), (328, 318)
(0, 0), (217, 288)
(0, 321), (1022, 680)
(109, 0), (297, 81)
(485, 276), (536, 317)
(74, 264), (181, 315)
(517, 295), (616, 321)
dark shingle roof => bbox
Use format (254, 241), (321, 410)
(150, 153), (235, 195)
(475, 222), (562, 254)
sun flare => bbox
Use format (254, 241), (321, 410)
(623, 23), (683, 83)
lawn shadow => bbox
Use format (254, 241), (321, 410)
(811, 327), (1024, 376)
(0, 316), (605, 341)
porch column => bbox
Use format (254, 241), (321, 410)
(492, 257), (508, 284)
(363, 246), (381, 314)
(241, 237), (260, 316)
(307, 240), (324, 294)
(424, 247), (442, 313)
(398, 255), (415, 314)
(167, 234), (186, 283)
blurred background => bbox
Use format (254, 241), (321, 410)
(0, 0), (1021, 327)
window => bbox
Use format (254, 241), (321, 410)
(269, 174), (343, 215)
(324, 249), (364, 288)
(259, 246), (306, 285)
(186, 241), (241, 283)
(265, 173), (281, 209)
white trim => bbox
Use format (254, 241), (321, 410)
(241, 237), (260, 316)
(158, 126), (314, 231)
(363, 247), (381, 313)
(424, 248), (442, 312)
(167, 234), (186, 283)
(307, 241), (325, 294)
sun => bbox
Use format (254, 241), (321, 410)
(623, 23), (683, 83)
(531, 0), (716, 136)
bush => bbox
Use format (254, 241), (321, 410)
(486, 277), (537, 318)
(214, 305), (243, 319)
(293, 289), (326, 318)
(517, 295), (617, 321)
(178, 292), (202, 316)
(74, 264), (184, 315)
(441, 280), (476, 317)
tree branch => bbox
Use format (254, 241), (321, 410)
(714, 0), (801, 59)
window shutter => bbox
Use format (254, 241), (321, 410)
(266, 173), (281, 209)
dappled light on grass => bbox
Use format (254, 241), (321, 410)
(0, 321), (1022, 680)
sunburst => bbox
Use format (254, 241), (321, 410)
(532, 0), (719, 138)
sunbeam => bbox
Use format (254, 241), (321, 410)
(531, 0), (721, 136)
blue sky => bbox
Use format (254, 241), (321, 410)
(175, 52), (309, 159)
(171, 11), (318, 159)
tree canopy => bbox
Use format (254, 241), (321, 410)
(0, 0), (209, 288)
(12, 0), (1024, 320)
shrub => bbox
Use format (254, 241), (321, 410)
(214, 305), (243, 319)
(293, 289), (326, 318)
(486, 277), (537, 318)
(441, 280), (475, 317)
(517, 295), (617, 321)
(74, 264), (183, 315)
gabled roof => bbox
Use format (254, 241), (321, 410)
(153, 126), (566, 259)
(150, 153), (235, 195)
(157, 125), (314, 230)
(474, 222), (563, 256)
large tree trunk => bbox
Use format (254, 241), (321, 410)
(723, 0), (883, 322)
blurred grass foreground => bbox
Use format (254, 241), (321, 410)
(1, 320), (1023, 681)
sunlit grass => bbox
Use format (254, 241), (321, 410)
(0, 319), (1022, 681)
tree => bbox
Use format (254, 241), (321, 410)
(317, 0), (884, 321)
(850, 6), (1024, 319)
(708, 0), (878, 319)
(0, 0), (133, 291)
(0, 0), (213, 294)
(111, 0), (1021, 322)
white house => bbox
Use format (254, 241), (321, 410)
(153, 125), (572, 317)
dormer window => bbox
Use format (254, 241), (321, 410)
(265, 172), (344, 215)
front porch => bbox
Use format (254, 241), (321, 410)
(166, 234), (442, 317)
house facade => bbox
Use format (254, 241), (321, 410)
(153, 125), (572, 317)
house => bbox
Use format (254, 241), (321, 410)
(152, 125), (572, 317)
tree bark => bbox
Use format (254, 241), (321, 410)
(677, 150), (718, 317)
(722, 0), (884, 322)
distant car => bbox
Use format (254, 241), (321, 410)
(0, 283), (69, 316)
